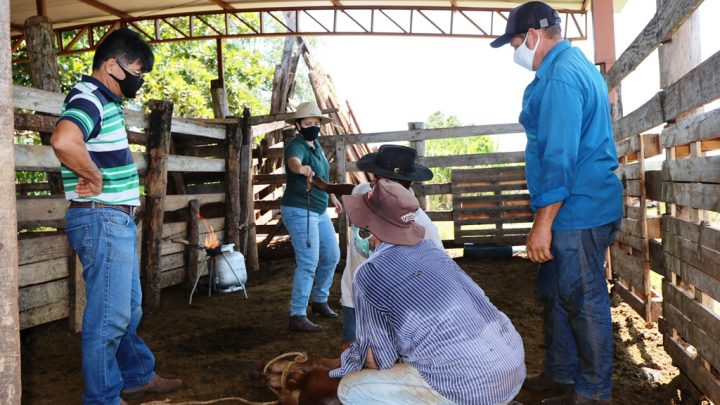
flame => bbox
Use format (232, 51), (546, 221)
(199, 214), (220, 249)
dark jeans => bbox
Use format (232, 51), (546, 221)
(342, 305), (356, 343)
(538, 220), (620, 401)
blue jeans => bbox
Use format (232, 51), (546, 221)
(538, 220), (620, 401)
(281, 206), (340, 316)
(65, 206), (156, 405)
(342, 306), (356, 343)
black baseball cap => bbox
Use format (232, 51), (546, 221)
(490, 1), (561, 48)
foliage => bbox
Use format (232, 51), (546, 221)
(424, 111), (496, 210)
(12, 34), (283, 187)
(139, 39), (278, 117)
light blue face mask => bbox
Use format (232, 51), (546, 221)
(352, 225), (373, 258)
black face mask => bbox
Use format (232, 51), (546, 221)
(299, 126), (321, 141)
(110, 64), (145, 99)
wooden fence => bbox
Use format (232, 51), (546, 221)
(317, 123), (529, 248)
(605, 0), (720, 400)
(13, 85), (282, 329)
(13, 83), (529, 333)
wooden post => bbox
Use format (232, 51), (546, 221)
(224, 123), (241, 248)
(210, 78), (231, 119)
(185, 199), (200, 289)
(335, 137), (348, 256)
(24, 15), (63, 194)
(657, 0), (702, 223)
(240, 108), (260, 270)
(409, 122), (429, 211)
(0, 0), (22, 400)
(141, 100), (173, 309)
(68, 253), (86, 332)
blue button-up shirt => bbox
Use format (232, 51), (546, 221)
(330, 240), (526, 405)
(519, 40), (623, 230)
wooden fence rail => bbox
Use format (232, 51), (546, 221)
(609, 0), (720, 399)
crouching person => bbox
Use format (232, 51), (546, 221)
(330, 179), (526, 405)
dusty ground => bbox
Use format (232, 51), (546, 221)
(22, 250), (686, 404)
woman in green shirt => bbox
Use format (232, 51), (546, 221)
(281, 102), (342, 332)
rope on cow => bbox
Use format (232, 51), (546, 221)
(261, 351), (309, 395)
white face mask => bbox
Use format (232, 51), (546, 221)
(514, 31), (541, 71)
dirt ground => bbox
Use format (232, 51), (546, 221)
(22, 249), (687, 404)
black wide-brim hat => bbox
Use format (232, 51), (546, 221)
(356, 144), (434, 182)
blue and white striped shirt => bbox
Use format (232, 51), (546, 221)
(330, 240), (526, 405)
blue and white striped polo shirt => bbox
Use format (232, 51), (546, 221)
(330, 240), (526, 405)
(58, 75), (140, 206)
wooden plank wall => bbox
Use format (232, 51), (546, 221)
(12, 86), (261, 329)
(451, 163), (531, 246)
(612, 133), (663, 322)
(608, 0), (720, 400)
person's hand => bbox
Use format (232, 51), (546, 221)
(298, 165), (315, 178)
(330, 194), (343, 214)
(75, 175), (103, 197)
(526, 222), (554, 263)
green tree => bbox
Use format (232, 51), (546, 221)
(424, 111), (495, 210)
(13, 36), (282, 186)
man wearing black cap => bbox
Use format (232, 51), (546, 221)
(338, 145), (443, 346)
(491, 2), (623, 405)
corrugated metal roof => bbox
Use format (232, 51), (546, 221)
(10, 1), (625, 34)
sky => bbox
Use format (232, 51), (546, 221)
(309, 0), (720, 152)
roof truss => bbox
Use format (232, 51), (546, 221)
(11, 5), (587, 63)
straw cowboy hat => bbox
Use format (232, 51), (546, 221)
(356, 145), (434, 183)
(342, 178), (425, 246)
(285, 101), (332, 125)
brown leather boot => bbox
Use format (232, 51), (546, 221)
(121, 374), (183, 399)
(289, 315), (322, 332)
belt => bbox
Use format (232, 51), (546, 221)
(69, 200), (136, 216)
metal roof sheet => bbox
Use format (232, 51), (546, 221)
(10, 1), (625, 34)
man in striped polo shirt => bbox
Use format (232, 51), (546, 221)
(50, 28), (182, 405)
(332, 179), (525, 405)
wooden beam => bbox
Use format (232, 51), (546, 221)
(78, 0), (134, 19)
(68, 253), (85, 333)
(207, 0), (235, 10)
(23, 15), (63, 194)
(604, 0), (704, 90)
(140, 100), (173, 310)
(0, 0), (21, 395)
(185, 199), (200, 290)
(240, 108), (259, 271)
(662, 156), (720, 184)
(224, 124), (241, 248)
(318, 123), (524, 145)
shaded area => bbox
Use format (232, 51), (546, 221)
(22, 254), (680, 404)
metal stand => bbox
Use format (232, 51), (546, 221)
(188, 252), (248, 305)
(189, 253), (212, 305)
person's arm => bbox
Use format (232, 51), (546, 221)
(527, 201), (562, 263)
(330, 193), (343, 214)
(526, 79), (583, 262)
(50, 120), (102, 197)
(287, 156), (314, 178)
